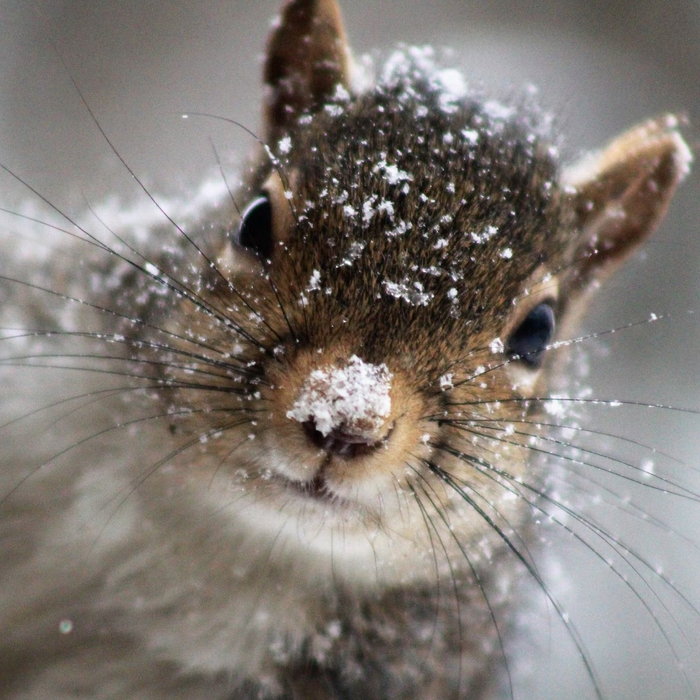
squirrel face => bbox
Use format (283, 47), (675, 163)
(142, 1), (690, 586)
(0, 2), (694, 699)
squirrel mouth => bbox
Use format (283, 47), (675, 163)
(290, 473), (332, 501)
(282, 472), (352, 508)
(276, 422), (396, 506)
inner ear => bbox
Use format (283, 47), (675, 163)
(263, 0), (352, 146)
(563, 115), (691, 292)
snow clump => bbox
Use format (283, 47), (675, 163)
(287, 356), (393, 437)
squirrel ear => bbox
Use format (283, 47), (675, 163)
(263, 0), (352, 145)
(563, 116), (692, 290)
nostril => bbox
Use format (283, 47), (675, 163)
(302, 420), (393, 458)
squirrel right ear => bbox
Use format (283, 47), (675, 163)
(563, 116), (692, 293)
(263, 0), (352, 146)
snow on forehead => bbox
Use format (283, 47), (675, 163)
(380, 45), (467, 113)
(287, 356), (393, 437)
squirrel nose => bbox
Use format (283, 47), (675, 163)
(286, 355), (394, 458)
(302, 419), (393, 458)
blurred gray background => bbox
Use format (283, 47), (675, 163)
(1, 1), (699, 698)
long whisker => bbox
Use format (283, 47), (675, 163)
(88, 414), (259, 547)
(445, 419), (700, 501)
(0, 164), (276, 355)
(425, 459), (605, 700)
(408, 481), (471, 700)
(410, 458), (544, 699)
(434, 439), (699, 696)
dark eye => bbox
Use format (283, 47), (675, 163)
(505, 302), (555, 368)
(236, 193), (273, 259)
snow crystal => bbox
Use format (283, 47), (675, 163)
(489, 337), (504, 354)
(59, 619), (73, 635)
(382, 45), (436, 85)
(332, 84), (351, 102)
(337, 240), (366, 267)
(544, 399), (567, 418)
(435, 68), (467, 113)
(439, 374), (454, 391)
(306, 270), (322, 292)
(386, 220), (412, 237)
(483, 99), (516, 121)
(278, 136), (292, 155)
(373, 160), (413, 185)
(326, 620), (342, 638)
(499, 247), (513, 259)
(287, 356), (393, 437)
(381, 45), (467, 113)
(670, 129), (693, 179)
(362, 195), (378, 224)
(470, 225), (499, 244)
(640, 459), (655, 480)
(377, 201), (395, 219)
(384, 280), (434, 306)
(461, 128), (479, 145)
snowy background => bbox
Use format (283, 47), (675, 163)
(1, 1), (699, 698)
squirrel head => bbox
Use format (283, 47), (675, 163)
(158, 0), (691, 580)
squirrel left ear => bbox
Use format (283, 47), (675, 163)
(263, 0), (352, 146)
(563, 115), (692, 292)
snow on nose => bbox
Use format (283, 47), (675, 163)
(286, 355), (393, 440)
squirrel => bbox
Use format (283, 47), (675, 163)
(0, 0), (693, 698)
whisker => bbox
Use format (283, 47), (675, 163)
(446, 419), (700, 501)
(435, 433), (700, 620)
(445, 414), (700, 551)
(425, 460), (605, 700)
(0, 261), (268, 359)
(450, 313), (670, 390)
(409, 466), (516, 700)
(88, 414), (260, 547)
(0, 326), (264, 380)
(435, 444), (700, 696)
(182, 112), (297, 216)
(2, 405), (260, 507)
(0, 169), (274, 355)
(442, 395), (700, 421)
(408, 482), (470, 699)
